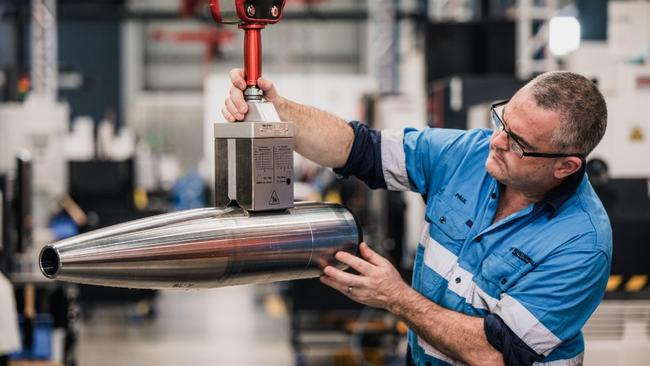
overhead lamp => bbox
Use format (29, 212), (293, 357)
(549, 16), (581, 57)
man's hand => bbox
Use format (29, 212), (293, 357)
(220, 68), (354, 168)
(323, 242), (505, 366)
(221, 68), (282, 122)
(320, 242), (410, 310)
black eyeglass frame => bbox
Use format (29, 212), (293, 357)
(490, 99), (586, 159)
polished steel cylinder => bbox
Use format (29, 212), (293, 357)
(39, 202), (361, 289)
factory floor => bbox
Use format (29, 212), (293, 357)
(53, 287), (650, 366)
(77, 285), (293, 366)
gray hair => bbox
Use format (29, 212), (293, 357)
(527, 71), (607, 156)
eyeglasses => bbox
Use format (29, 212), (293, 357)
(490, 99), (585, 159)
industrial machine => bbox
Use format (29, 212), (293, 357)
(38, 0), (361, 289)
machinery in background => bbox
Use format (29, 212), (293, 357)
(0, 175), (7, 274)
(0, 156), (32, 274)
(0, 156), (80, 366)
(0, 101), (69, 239)
(0, 155), (34, 276)
(65, 159), (162, 316)
(0, 0), (69, 239)
(567, 1), (650, 179)
(0, 0), (68, 272)
(0, 173), (18, 275)
(425, 20), (517, 86)
(13, 154), (33, 258)
(0, 154), (36, 276)
(428, 75), (526, 130)
(424, 16), (520, 131)
(0, 2), (149, 364)
(586, 159), (650, 293)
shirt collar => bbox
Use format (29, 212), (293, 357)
(540, 162), (586, 212)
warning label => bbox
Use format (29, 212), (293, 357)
(269, 190), (280, 205)
(254, 145), (273, 184)
(274, 145), (292, 183)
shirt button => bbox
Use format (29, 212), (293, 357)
(475, 236), (482, 243)
(501, 278), (507, 285)
(455, 277), (461, 284)
(491, 192), (497, 199)
(439, 216), (446, 224)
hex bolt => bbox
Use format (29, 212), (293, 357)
(270, 5), (279, 18)
(246, 4), (256, 17)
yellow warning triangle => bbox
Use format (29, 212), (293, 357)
(630, 127), (644, 142)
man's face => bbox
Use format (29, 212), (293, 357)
(485, 89), (563, 192)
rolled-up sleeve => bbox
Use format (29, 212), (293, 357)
(484, 313), (544, 365)
(333, 121), (386, 189)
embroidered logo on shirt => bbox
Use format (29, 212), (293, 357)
(454, 193), (467, 204)
(510, 247), (535, 266)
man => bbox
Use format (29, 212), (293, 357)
(223, 70), (611, 366)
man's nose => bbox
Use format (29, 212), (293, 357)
(491, 130), (509, 151)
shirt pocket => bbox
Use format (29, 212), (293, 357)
(480, 250), (530, 293)
(425, 195), (471, 252)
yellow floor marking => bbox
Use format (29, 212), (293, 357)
(625, 275), (648, 292)
(606, 275), (623, 292)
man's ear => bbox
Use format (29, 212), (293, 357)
(554, 157), (582, 179)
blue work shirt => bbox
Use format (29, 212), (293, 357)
(335, 123), (612, 366)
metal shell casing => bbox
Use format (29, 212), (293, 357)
(214, 101), (294, 211)
(39, 202), (361, 290)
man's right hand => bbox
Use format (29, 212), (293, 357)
(222, 68), (281, 122)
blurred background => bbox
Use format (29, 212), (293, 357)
(0, 0), (648, 365)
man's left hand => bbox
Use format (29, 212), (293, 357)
(320, 242), (410, 310)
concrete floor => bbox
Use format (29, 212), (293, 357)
(70, 288), (650, 366)
(76, 285), (293, 366)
